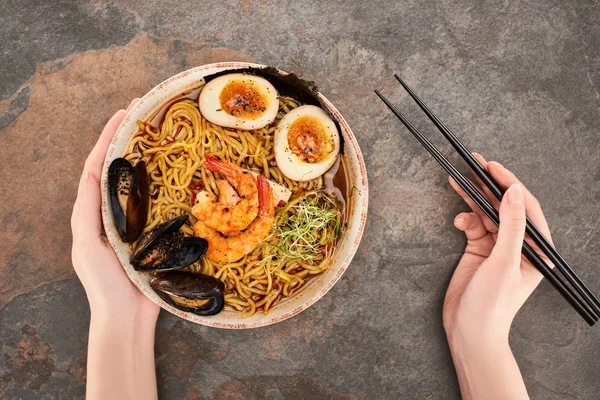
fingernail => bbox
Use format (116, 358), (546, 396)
(454, 216), (465, 226)
(489, 161), (503, 168)
(508, 183), (523, 204)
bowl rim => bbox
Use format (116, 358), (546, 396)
(100, 62), (369, 329)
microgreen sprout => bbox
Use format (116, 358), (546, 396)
(259, 191), (342, 274)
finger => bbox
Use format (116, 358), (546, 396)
(487, 161), (552, 243)
(472, 152), (489, 168)
(491, 183), (527, 269)
(472, 153), (501, 209)
(74, 171), (103, 241)
(71, 164), (90, 238)
(74, 100), (138, 206)
(75, 109), (129, 240)
(454, 212), (496, 257)
(449, 176), (498, 233)
(84, 109), (127, 180)
(70, 197), (80, 237)
(454, 212), (488, 241)
(126, 98), (140, 113)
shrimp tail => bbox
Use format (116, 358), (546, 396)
(205, 155), (238, 177)
(257, 175), (274, 213)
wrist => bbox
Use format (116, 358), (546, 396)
(90, 303), (158, 334)
(446, 324), (510, 358)
(90, 308), (157, 356)
(447, 331), (529, 400)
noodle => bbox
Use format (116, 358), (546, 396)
(125, 86), (342, 317)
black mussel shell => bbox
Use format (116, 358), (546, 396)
(164, 237), (209, 271)
(125, 161), (149, 243)
(132, 233), (208, 271)
(133, 215), (188, 257)
(131, 230), (182, 270)
(190, 294), (224, 316)
(155, 290), (225, 316)
(130, 215), (189, 268)
(108, 158), (149, 243)
(108, 158), (134, 242)
(151, 271), (225, 316)
(150, 271), (225, 299)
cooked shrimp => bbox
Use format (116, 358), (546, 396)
(193, 174), (274, 264)
(192, 155), (258, 234)
(215, 179), (240, 206)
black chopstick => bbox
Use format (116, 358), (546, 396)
(374, 89), (598, 326)
(393, 74), (600, 319)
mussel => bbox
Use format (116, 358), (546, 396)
(150, 271), (225, 316)
(108, 158), (149, 243)
(130, 215), (209, 271)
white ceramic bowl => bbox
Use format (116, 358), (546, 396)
(100, 62), (368, 329)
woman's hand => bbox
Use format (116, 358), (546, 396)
(443, 154), (551, 400)
(71, 99), (159, 323)
(71, 100), (159, 400)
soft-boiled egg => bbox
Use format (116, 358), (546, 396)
(274, 105), (340, 181)
(199, 73), (279, 130)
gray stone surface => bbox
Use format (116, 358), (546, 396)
(1, 0), (599, 399)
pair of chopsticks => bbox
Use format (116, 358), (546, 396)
(375, 75), (600, 326)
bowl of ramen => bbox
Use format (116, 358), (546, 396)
(100, 62), (368, 328)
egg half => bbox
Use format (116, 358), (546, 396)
(199, 73), (279, 130)
(274, 105), (340, 181)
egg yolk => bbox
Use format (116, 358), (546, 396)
(287, 115), (334, 163)
(219, 80), (269, 120)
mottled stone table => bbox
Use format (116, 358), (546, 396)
(1, 1), (599, 399)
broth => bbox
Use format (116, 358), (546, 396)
(125, 80), (350, 317)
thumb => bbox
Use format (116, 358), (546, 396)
(491, 183), (526, 268)
(75, 170), (103, 241)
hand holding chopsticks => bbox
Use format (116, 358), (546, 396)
(444, 181), (540, 400)
(375, 78), (600, 325)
